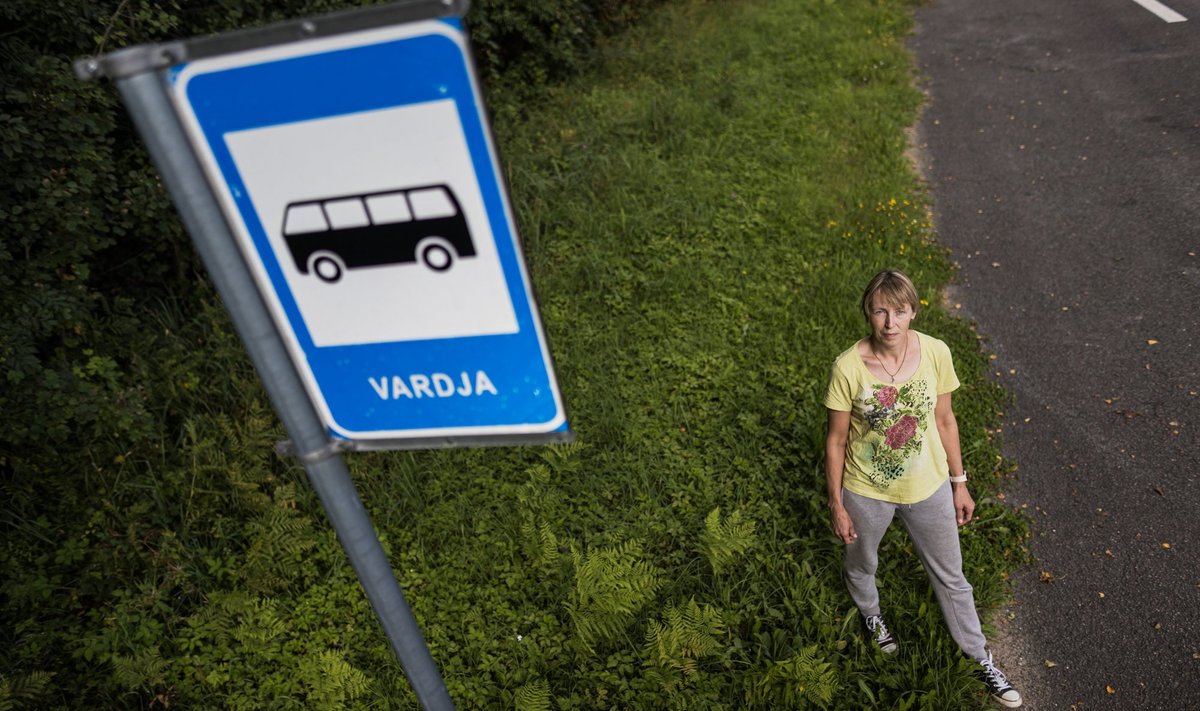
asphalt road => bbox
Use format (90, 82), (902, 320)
(910, 0), (1200, 708)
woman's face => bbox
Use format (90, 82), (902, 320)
(868, 296), (915, 346)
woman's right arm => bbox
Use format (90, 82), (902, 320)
(825, 408), (857, 544)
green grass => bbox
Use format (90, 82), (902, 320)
(1, 0), (1029, 708)
(343, 0), (1028, 707)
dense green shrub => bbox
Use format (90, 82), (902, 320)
(1, 0), (673, 707)
(0, 0), (662, 487)
(469, 0), (664, 97)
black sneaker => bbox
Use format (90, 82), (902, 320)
(976, 652), (1022, 708)
(862, 614), (898, 654)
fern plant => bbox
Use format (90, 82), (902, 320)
(566, 540), (662, 652)
(699, 507), (757, 575)
(520, 519), (561, 569)
(747, 645), (839, 709)
(240, 508), (318, 593)
(644, 597), (726, 680)
(111, 648), (168, 695)
(0, 671), (54, 711)
(298, 650), (372, 709)
(517, 464), (564, 572)
(513, 679), (551, 711)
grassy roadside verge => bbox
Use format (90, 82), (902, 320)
(0, 0), (1028, 708)
(352, 0), (1028, 707)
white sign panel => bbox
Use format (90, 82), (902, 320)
(224, 101), (518, 346)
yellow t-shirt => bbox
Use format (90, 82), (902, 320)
(823, 331), (960, 504)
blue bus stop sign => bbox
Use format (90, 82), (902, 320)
(171, 17), (569, 446)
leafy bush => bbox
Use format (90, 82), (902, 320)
(469, 0), (665, 91)
(1, 0), (666, 707)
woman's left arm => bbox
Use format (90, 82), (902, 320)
(935, 392), (975, 525)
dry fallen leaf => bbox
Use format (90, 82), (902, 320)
(1147, 339), (1159, 346)
(1044, 660), (1058, 668)
(1162, 543), (1171, 549)
(1098, 591), (1105, 598)
(1107, 685), (1116, 695)
(1040, 571), (1056, 583)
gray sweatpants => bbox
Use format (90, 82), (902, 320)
(841, 480), (988, 660)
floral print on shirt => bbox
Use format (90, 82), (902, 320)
(861, 381), (932, 487)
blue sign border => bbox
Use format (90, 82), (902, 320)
(172, 19), (567, 440)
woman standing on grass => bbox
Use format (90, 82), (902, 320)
(823, 269), (1023, 708)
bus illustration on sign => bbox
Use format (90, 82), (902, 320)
(281, 184), (476, 283)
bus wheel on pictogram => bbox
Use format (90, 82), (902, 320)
(417, 237), (455, 272)
(309, 251), (346, 283)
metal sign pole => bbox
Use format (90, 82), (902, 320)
(112, 67), (455, 710)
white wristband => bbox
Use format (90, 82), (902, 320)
(949, 473), (968, 483)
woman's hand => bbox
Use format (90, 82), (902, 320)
(830, 504), (858, 544)
(952, 482), (975, 526)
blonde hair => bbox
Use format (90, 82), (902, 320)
(861, 269), (920, 320)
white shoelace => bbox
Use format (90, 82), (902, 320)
(980, 655), (1011, 689)
(867, 615), (891, 641)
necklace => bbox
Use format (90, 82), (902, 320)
(871, 333), (909, 383)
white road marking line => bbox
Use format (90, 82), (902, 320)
(1131, 0), (1187, 22)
